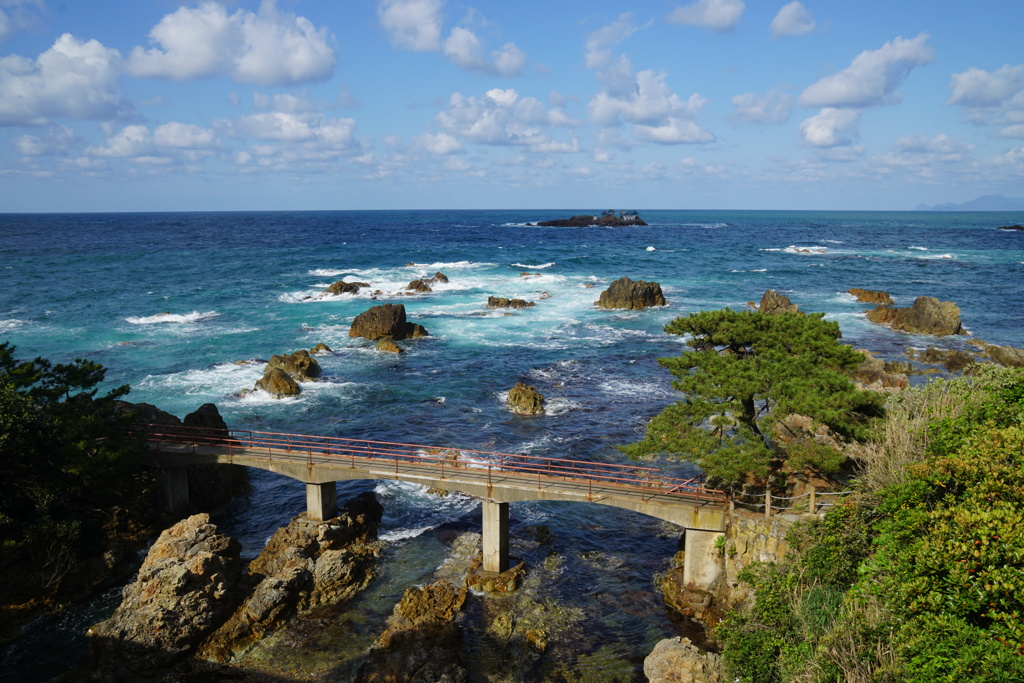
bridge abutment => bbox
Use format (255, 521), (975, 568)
(481, 499), (509, 573)
(158, 465), (190, 514)
(682, 528), (724, 590)
(306, 482), (338, 521)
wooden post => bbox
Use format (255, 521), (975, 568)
(808, 486), (817, 514)
(764, 489), (772, 518)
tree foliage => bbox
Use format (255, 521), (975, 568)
(622, 309), (880, 486)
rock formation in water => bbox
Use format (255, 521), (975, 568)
(847, 287), (894, 305)
(596, 277), (666, 310)
(851, 348), (910, 393)
(247, 346), (329, 399)
(323, 280), (369, 296)
(405, 271), (449, 294)
(866, 296), (965, 336)
(756, 289), (802, 316)
(536, 212), (648, 227)
(644, 637), (726, 683)
(487, 295), (535, 309)
(349, 303), (429, 342)
(355, 580), (469, 683)
(507, 382), (545, 415)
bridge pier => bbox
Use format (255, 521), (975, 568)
(682, 528), (724, 591)
(481, 500), (509, 573)
(158, 465), (190, 514)
(306, 482), (338, 521)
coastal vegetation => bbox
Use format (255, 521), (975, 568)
(0, 343), (155, 626)
(622, 309), (882, 487)
(717, 364), (1024, 682)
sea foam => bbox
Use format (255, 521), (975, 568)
(125, 311), (219, 325)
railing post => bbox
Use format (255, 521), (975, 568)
(809, 485), (817, 514)
(764, 489), (771, 518)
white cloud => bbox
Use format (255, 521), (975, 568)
(667, 0), (745, 33)
(127, 0), (334, 86)
(584, 14), (638, 69)
(878, 133), (973, 166)
(153, 121), (217, 148)
(14, 125), (77, 155)
(634, 118), (715, 144)
(378, 0), (443, 51)
(947, 65), (1024, 107)
(799, 33), (934, 108)
(434, 88), (576, 151)
(730, 91), (792, 124)
(88, 124), (153, 157)
(800, 108), (861, 147)
(770, 2), (815, 38)
(0, 0), (44, 44)
(0, 33), (128, 126)
(417, 131), (462, 154)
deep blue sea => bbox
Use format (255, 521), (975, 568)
(2, 209), (1023, 680)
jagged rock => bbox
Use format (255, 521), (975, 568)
(487, 296), (535, 309)
(644, 637), (726, 683)
(908, 347), (976, 371)
(406, 279), (432, 293)
(309, 342), (333, 355)
(355, 580), (468, 683)
(596, 277), (667, 310)
(432, 271), (449, 283)
(847, 288), (894, 305)
(266, 349), (321, 382)
(199, 492), (383, 663)
(536, 213), (648, 227)
(254, 367), (300, 398)
(349, 303), (429, 341)
(183, 403), (230, 434)
(757, 289), (801, 316)
(87, 514), (243, 674)
(851, 348), (909, 392)
(507, 382), (544, 415)
(985, 344), (1024, 367)
(376, 338), (403, 354)
(866, 296), (965, 336)
(324, 280), (369, 296)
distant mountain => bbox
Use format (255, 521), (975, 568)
(916, 194), (1024, 211)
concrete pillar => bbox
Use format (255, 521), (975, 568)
(306, 482), (338, 522)
(158, 466), (190, 514)
(682, 528), (724, 591)
(482, 500), (509, 573)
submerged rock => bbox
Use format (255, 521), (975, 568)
(596, 277), (666, 310)
(323, 280), (369, 296)
(847, 287), (894, 305)
(349, 303), (429, 341)
(487, 295), (535, 309)
(507, 382), (545, 415)
(866, 296), (965, 336)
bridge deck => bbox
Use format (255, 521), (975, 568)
(143, 425), (728, 530)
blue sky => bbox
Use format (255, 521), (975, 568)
(0, 0), (1022, 211)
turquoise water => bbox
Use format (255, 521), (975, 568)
(1, 209), (1022, 679)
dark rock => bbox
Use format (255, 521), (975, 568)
(432, 271), (449, 283)
(866, 296), (965, 336)
(981, 343), (1024, 367)
(309, 342), (332, 355)
(355, 580), (468, 683)
(507, 382), (544, 415)
(487, 296), (535, 309)
(757, 289), (801, 316)
(537, 212), (647, 227)
(349, 303), (429, 341)
(847, 288), (893, 305)
(324, 280), (369, 296)
(406, 279), (433, 293)
(596, 277), (667, 310)
(998, 225), (1024, 231)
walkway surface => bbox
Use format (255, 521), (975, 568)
(143, 424), (729, 530)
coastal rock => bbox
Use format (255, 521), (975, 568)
(375, 338), (403, 354)
(866, 296), (965, 336)
(324, 280), (368, 296)
(983, 343), (1024, 367)
(596, 277), (667, 310)
(998, 224), (1024, 231)
(537, 212), (647, 227)
(507, 382), (545, 415)
(87, 514), (243, 673)
(349, 303), (429, 341)
(266, 349), (321, 382)
(851, 348), (909, 392)
(757, 289), (801, 316)
(406, 278), (433, 293)
(254, 367), (300, 398)
(644, 637), (726, 683)
(432, 271), (449, 283)
(847, 287), (894, 305)
(487, 295), (535, 309)
(310, 342), (333, 355)
(355, 580), (468, 683)
(907, 347), (976, 371)
(199, 492), (384, 663)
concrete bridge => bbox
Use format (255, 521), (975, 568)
(143, 424), (729, 588)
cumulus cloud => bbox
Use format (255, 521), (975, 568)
(378, 0), (443, 51)
(417, 131), (462, 155)
(433, 88), (576, 150)
(799, 33), (934, 108)
(584, 13), (638, 69)
(0, 33), (129, 126)
(127, 1), (334, 86)
(442, 27), (525, 76)
(667, 0), (745, 32)
(87, 122), (219, 161)
(0, 0), (45, 43)
(14, 124), (78, 155)
(730, 91), (792, 124)
(878, 133), (973, 166)
(947, 64), (1023, 107)
(770, 2), (815, 38)
(799, 108), (860, 147)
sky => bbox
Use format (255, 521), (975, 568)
(0, 0), (1022, 212)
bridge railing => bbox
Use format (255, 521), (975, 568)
(136, 423), (727, 504)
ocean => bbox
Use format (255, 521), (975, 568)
(1, 209), (1022, 680)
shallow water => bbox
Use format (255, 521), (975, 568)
(1, 209), (1022, 680)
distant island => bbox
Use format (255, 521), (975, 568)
(530, 210), (648, 227)
(915, 194), (1024, 211)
